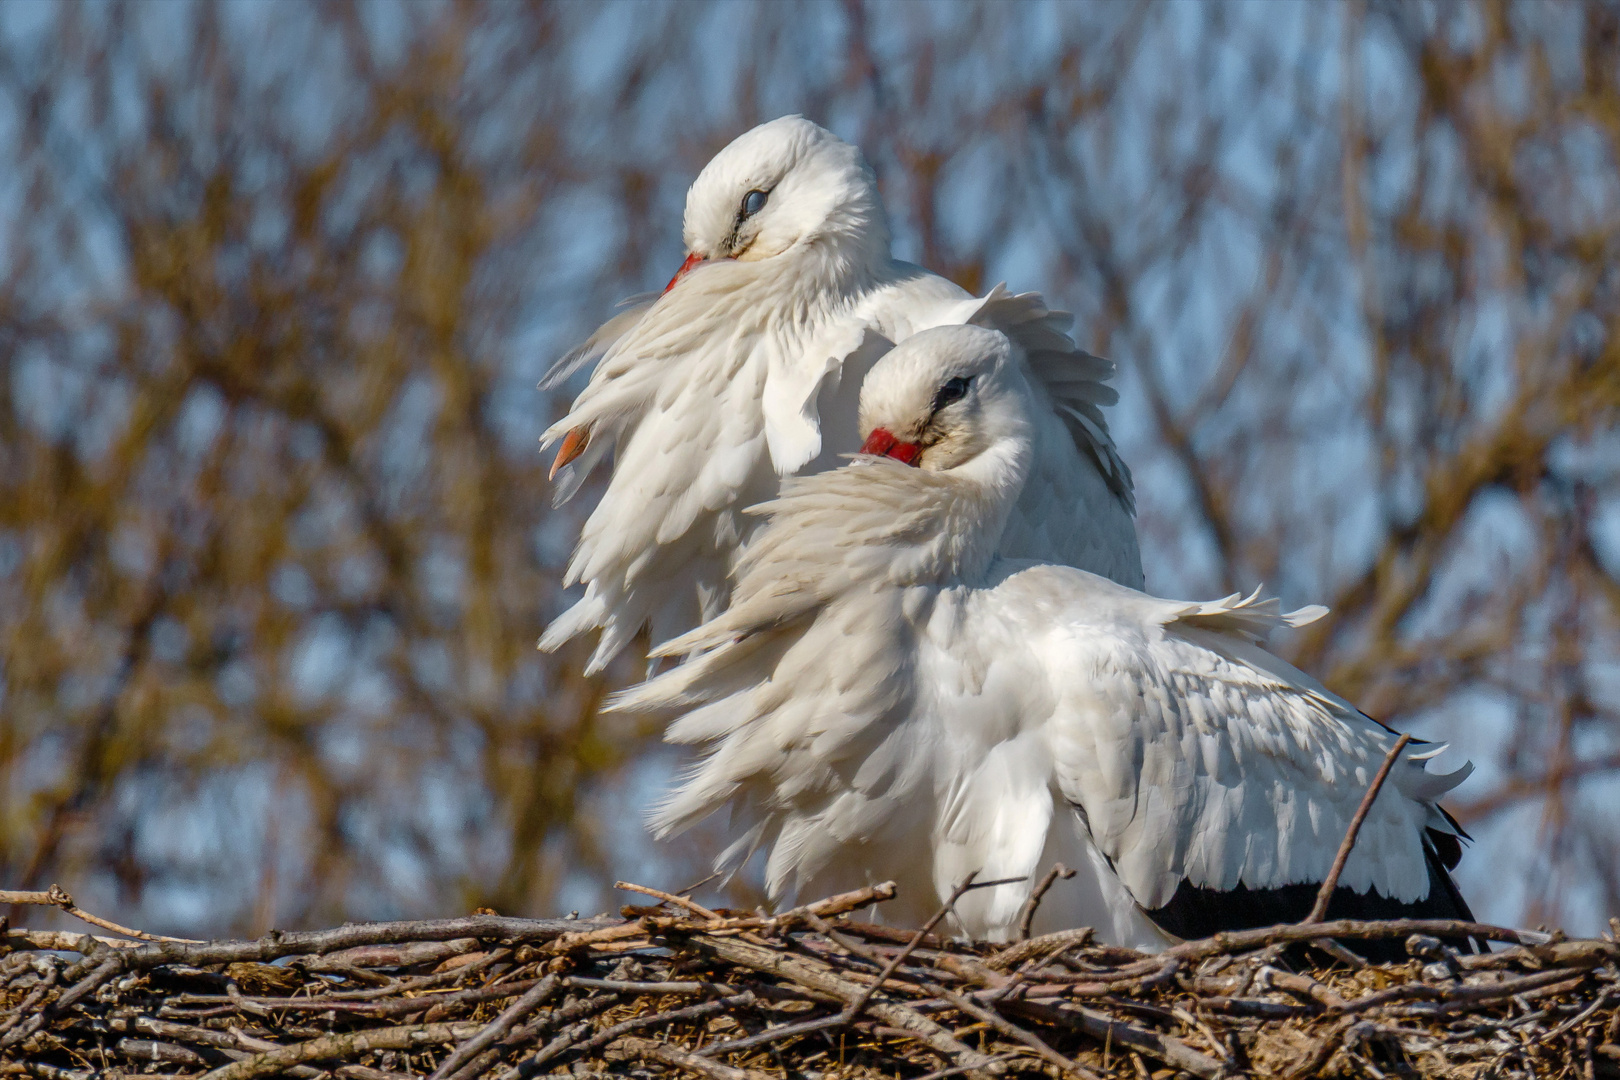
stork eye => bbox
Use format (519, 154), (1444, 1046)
(740, 188), (769, 219)
(932, 375), (973, 411)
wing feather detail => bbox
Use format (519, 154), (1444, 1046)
(1010, 568), (1469, 909)
(540, 292), (660, 391)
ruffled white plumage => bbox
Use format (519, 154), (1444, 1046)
(610, 326), (1471, 946)
(541, 117), (1138, 672)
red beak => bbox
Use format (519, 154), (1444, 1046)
(859, 428), (921, 466)
(662, 252), (705, 294)
(549, 426), (591, 480)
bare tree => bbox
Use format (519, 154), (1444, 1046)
(1, 0), (1616, 935)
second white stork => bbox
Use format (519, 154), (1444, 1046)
(540, 116), (1140, 673)
(610, 324), (1475, 951)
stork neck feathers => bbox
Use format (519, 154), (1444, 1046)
(916, 436), (1031, 583)
(736, 431), (1032, 603)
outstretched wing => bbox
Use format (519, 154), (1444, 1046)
(998, 567), (1471, 916)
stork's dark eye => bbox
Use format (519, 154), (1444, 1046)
(932, 375), (973, 412)
(740, 189), (769, 219)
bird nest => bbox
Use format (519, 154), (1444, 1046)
(2, 880), (1617, 1080)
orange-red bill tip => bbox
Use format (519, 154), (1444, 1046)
(662, 251), (705, 294)
(550, 426), (591, 480)
(859, 428), (922, 466)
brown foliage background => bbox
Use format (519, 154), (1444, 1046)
(1, 0), (1617, 937)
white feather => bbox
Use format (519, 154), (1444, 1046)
(542, 117), (1140, 673)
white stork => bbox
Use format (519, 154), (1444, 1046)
(609, 324), (1475, 951)
(540, 116), (1140, 673)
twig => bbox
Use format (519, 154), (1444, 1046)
(425, 974), (559, 1080)
(675, 931), (1006, 1079)
(1196, 996), (1311, 1019)
(842, 872), (1024, 1026)
(225, 982), (274, 1021)
(1545, 986), (1618, 1040)
(1311, 937), (1369, 968)
(1260, 968), (1347, 1010)
(115, 1039), (211, 1067)
(0, 952), (123, 1050)
(224, 1029), (332, 1079)
(158, 976), (551, 1016)
(567, 992), (754, 1057)
(563, 976), (730, 994)
(1107, 916), (1537, 973)
(930, 982), (1104, 1080)
(0, 1066), (92, 1080)
(309, 938), (482, 970)
(1390, 970), (1593, 1015)
(0, 884), (202, 944)
(692, 1013), (847, 1058)
(833, 920), (952, 949)
(1283, 1016), (1354, 1080)
(989, 927), (1093, 973)
(196, 1022), (479, 1080)
(615, 880), (723, 920)
(674, 870), (724, 897)
(5, 912), (615, 969)
(1305, 733), (1412, 924)
(637, 882), (900, 936)
(494, 1020), (595, 1080)
(614, 1036), (776, 1080)
(910, 1053), (1023, 1080)
(0, 966), (56, 1036)
(544, 921), (651, 952)
(1009, 999), (1223, 1080)
(764, 881), (898, 928)
(0, 929), (143, 951)
(1016, 865), (1075, 942)
(806, 914), (1103, 1080)
(470, 994), (620, 1080)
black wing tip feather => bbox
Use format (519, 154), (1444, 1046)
(1145, 843), (1479, 963)
(1428, 825), (1464, 870)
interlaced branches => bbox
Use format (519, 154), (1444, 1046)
(0, 0), (1617, 939)
(2, 878), (1615, 1080)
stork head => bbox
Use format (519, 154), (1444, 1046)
(667, 116), (890, 291)
(857, 325), (1035, 478)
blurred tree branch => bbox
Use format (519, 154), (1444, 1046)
(0, 0), (1616, 935)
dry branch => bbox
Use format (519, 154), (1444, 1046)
(1306, 733), (1413, 924)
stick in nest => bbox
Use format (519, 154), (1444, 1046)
(614, 881), (722, 920)
(424, 974), (559, 1080)
(1015, 864), (1075, 943)
(1304, 732), (1412, 925)
(0, 884), (202, 944)
(840, 871), (1026, 1027)
(614, 1036), (775, 1080)
(806, 913), (1120, 1080)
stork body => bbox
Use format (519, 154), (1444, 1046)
(542, 116), (1138, 672)
(611, 326), (1474, 949)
